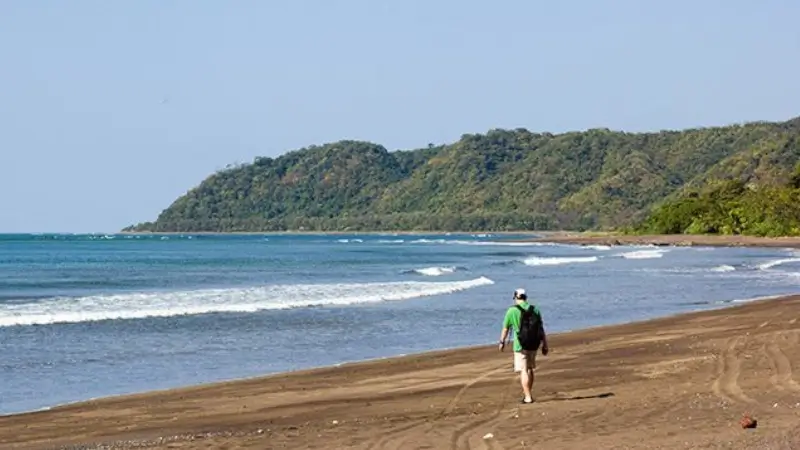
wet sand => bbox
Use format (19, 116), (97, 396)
(527, 232), (800, 249)
(3, 295), (800, 449)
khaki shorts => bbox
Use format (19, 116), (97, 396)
(513, 350), (536, 372)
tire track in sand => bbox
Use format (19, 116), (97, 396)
(765, 342), (784, 393)
(448, 360), (559, 450)
(439, 365), (508, 417)
(362, 418), (430, 450)
(362, 364), (507, 450)
(448, 376), (513, 450)
(765, 331), (800, 394)
(710, 335), (754, 405)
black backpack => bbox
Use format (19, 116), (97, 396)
(516, 305), (542, 351)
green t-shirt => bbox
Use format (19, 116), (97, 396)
(502, 301), (542, 352)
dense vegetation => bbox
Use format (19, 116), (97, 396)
(124, 116), (800, 233)
(632, 164), (800, 236)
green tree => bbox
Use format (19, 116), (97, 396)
(122, 116), (800, 234)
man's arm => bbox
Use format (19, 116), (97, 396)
(499, 326), (510, 352)
(499, 308), (512, 351)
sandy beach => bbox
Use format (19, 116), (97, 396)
(2, 294), (800, 449)
(527, 232), (800, 249)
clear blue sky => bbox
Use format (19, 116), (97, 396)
(1, 1), (798, 233)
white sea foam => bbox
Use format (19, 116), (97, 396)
(522, 256), (598, 266)
(409, 238), (447, 244)
(583, 245), (612, 251)
(410, 266), (458, 276)
(466, 241), (554, 247)
(728, 293), (791, 304)
(407, 238), (556, 247)
(639, 264), (736, 274)
(0, 277), (494, 327)
(617, 249), (667, 259)
(757, 257), (800, 271)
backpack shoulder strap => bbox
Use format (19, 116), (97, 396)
(515, 304), (530, 316)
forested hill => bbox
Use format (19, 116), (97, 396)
(124, 116), (800, 233)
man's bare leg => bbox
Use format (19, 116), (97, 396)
(520, 368), (533, 402)
(527, 367), (534, 396)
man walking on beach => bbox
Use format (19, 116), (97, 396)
(499, 288), (548, 404)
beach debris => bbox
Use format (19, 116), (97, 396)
(483, 433), (494, 440)
(739, 414), (757, 429)
(332, 420), (339, 425)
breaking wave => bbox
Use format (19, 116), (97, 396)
(403, 266), (466, 276)
(757, 257), (800, 271)
(407, 238), (554, 247)
(640, 264), (737, 274)
(0, 277), (495, 327)
(617, 249), (668, 259)
(522, 256), (599, 266)
(583, 245), (612, 251)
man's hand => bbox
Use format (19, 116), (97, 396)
(499, 327), (509, 352)
(541, 344), (549, 356)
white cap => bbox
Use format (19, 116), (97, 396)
(514, 288), (526, 298)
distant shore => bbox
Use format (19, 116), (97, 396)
(525, 231), (800, 249)
(3, 293), (799, 449)
(114, 229), (800, 250)
(115, 230), (543, 236)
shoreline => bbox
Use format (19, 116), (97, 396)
(4, 292), (800, 449)
(0, 345), (465, 419)
(2, 292), (787, 419)
(526, 231), (800, 249)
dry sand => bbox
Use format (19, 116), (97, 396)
(3, 295), (800, 449)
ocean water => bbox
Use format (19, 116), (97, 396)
(1, 232), (799, 415)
